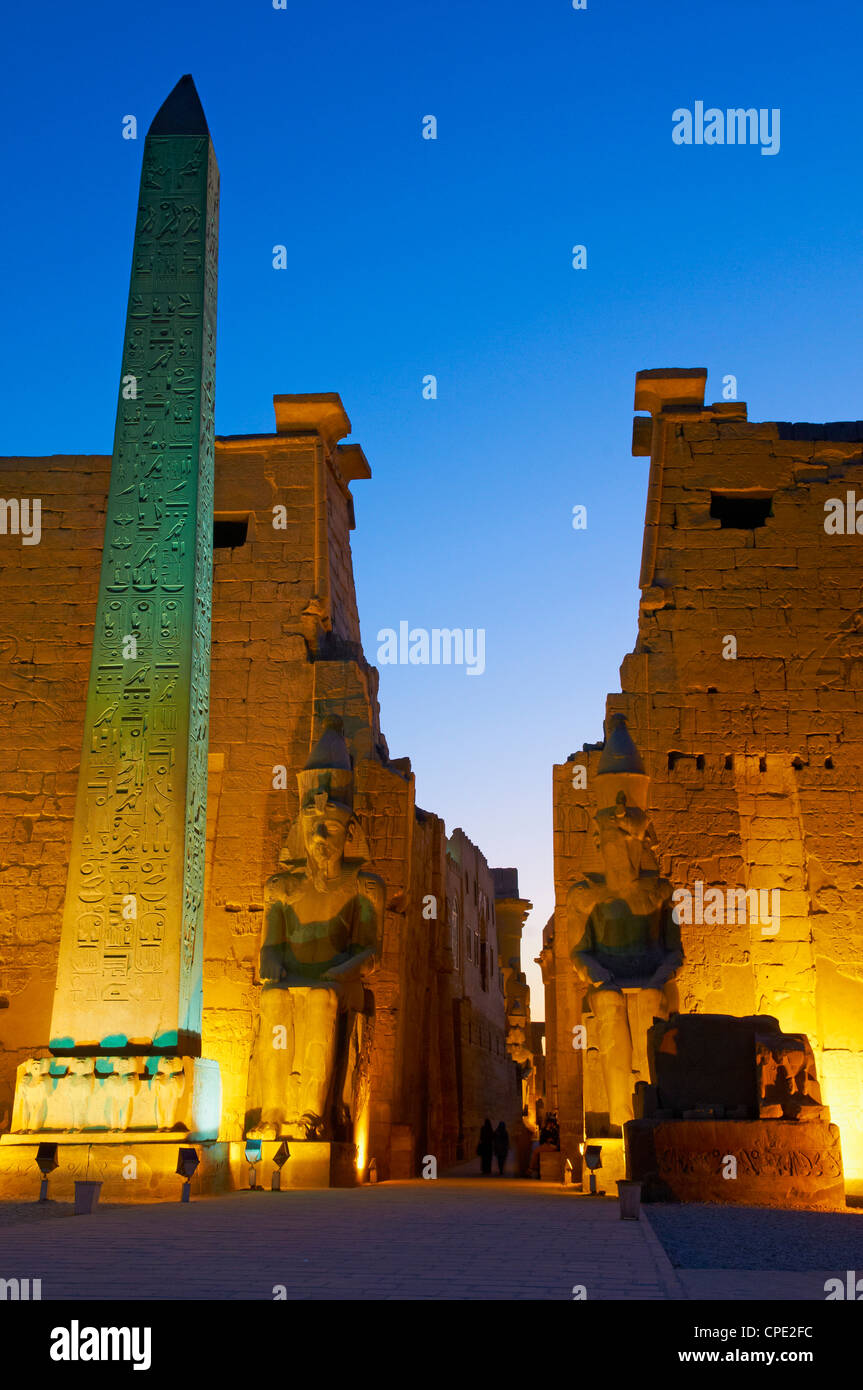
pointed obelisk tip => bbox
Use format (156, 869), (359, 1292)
(148, 74), (210, 137)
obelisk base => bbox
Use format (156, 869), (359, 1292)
(6, 1056), (221, 1140)
(0, 1137), (232, 1203)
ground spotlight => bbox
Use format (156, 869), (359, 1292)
(582, 1144), (603, 1195)
(270, 1140), (290, 1191)
(244, 1139), (262, 1190)
(176, 1146), (200, 1203)
(35, 1142), (58, 1203)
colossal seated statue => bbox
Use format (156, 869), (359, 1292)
(246, 718), (382, 1142)
(567, 716), (683, 1131)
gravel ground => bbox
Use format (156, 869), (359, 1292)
(647, 1202), (863, 1271)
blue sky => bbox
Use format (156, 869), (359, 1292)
(2, 0), (862, 1012)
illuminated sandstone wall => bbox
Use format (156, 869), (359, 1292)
(0, 399), (519, 1178)
(0, 451), (110, 1127)
(550, 370), (863, 1184)
(198, 413), (394, 1144)
(493, 869), (542, 1130)
(446, 830), (523, 1159)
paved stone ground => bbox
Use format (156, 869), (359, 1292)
(0, 1179), (680, 1301)
(1, 1178), (860, 1300)
(676, 1269), (850, 1299)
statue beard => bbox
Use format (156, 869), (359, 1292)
(308, 862), (329, 893)
(306, 843), (342, 892)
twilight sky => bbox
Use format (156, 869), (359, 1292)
(2, 0), (862, 1013)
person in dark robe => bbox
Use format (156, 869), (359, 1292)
(493, 1121), (510, 1175)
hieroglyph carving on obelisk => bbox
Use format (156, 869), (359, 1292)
(49, 75), (218, 1054)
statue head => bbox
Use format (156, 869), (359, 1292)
(280, 716), (370, 875)
(591, 715), (655, 891)
(594, 791), (653, 892)
(301, 792), (352, 877)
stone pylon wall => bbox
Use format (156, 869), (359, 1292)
(550, 371), (863, 1186)
(0, 398), (521, 1181)
(0, 453), (111, 1126)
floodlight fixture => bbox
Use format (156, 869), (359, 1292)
(176, 1146), (200, 1202)
(582, 1144), (603, 1195)
(270, 1140), (290, 1190)
(245, 1138), (262, 1190)
(35, 1142), (59, 1203)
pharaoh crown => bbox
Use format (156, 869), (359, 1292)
(594, 713), (649, 815)
(296, 715), (354, 811)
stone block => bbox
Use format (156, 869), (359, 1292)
(647, 1013), (763, 1117)
(539, 1148), (565, 1181)
(389, 1123), (416, 1179)
(625, 1117), (844, 1207)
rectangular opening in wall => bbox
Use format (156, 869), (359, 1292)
(710, 491), (773, 528)
(213, 513), (249, 549)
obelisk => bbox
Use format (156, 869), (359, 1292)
(49, 76), (218, 1056)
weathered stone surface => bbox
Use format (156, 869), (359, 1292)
(646, 1013), (763, 1117)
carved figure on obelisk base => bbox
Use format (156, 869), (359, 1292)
(155, 1058), (187, 1131)
(68, 1057), (96, 1133)
(20, 1059), (51, 1134)
(105, 1057), (141, 1132)
(567, 715), (683, 1131)
(246, 717), (382, 1141)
